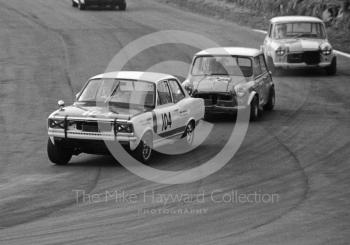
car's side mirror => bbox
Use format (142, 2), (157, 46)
(58, 100), (65, 110)
(75, 92), (81, 100)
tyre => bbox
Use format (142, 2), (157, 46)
(134, 132), (153, 163)
(118, 2), (126, 10)
(263, 87), (275, 111)
(183, 121), (195, 146)
(72, 0), (78, 7)
(78, 1), (86, 10)
(47, 138), (72, 165)
(326, 57), (337, 75)
(250, 96), (261, 121)
(204, 112), (212, 121)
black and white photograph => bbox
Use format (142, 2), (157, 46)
(0, 0), (349, 244)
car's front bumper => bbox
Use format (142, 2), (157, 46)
(49, 130), (137, 154)
(272, 51), (334, 69)
(48, 128), (136, 142)
(205, 105), (247, 113)
(274, 61), (332, 69)
(48, 116), (138, 151)
(82, 0), (124, 5)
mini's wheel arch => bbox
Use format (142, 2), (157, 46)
(247, 91), (258, 106)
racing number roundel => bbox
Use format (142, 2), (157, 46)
(162, 112), (172, 131)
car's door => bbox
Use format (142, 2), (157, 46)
(153, 80), (179, 140)
(168, 79), (188, 131)
(259, 54), (273, 100)
(252, 56), (265, 105)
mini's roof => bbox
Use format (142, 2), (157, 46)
(195, 47), (261, 57)
(270, 16), (323, 24)
(90, 71), (176, 83)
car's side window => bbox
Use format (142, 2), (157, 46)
(253, 57), (262, 77)
(157, 81), (172, 105)
(259, 55), (268, 74)
(168, 79), (185, 103)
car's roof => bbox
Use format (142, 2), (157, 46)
(195, 47), (262, 57)
(90, 71), (176, 83)
(270, 16), (323, 24)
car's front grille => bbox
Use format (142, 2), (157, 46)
(287, 51), (320, 65)
(75, 121), (113, 132)
(194, 93), (235, 106)
(287, 53), (303, 63)
(303, 51), (321, 65)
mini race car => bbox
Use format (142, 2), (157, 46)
(262, 16), (336, 75)
(47, 72), (204, 164)
(182, 47), (275, 120)
(72, 0), (126, 10)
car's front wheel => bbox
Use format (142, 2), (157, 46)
(134, 132), (153, 163)
(326, 57), (337, 75)
(72, 0), (78, 7)
(250, 96), (261, 121)
(78, 1), (86, 10)
(47, 138), (72, 165)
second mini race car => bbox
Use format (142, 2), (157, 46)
(72, 0), (126, 10)
(47, 72), (204, 164)
(262, 16), (336, 75)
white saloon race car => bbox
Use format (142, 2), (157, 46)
(262, 16), (336, 75)
(47, 72), (204, 164)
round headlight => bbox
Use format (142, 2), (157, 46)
(320, 43), (332, 55)
(276, 46), (288, 56)
(234, 84), (249, 97)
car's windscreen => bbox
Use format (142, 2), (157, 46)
(272, 22), (326, 39)
(191, 56), (253, 77)
(78, 79), (156, 108)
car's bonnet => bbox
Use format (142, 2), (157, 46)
(190, 75), (248, 93)
(272, 39), (326, 51)
(50, 104), (146, 120)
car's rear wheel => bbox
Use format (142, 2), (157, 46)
(263, 87), (275, 111)
(72, 0), (78, 7)
(118, 2), (126, 10)
(326, 57), (337, 75)
(250, 96), (261, 121)
(134, 132), (153, 163)
(183, 121), (195, 146)
(47, 138), (72, 165)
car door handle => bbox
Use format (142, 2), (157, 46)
(174, 109), (179, 112)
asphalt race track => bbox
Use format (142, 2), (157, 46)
(0, 0), (349, 244)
